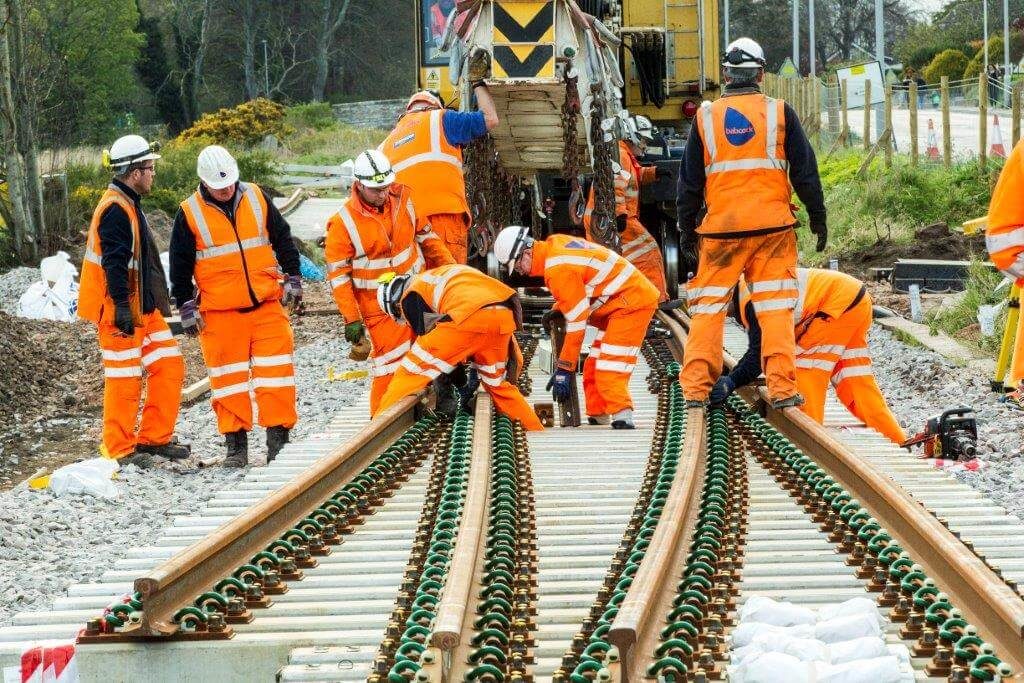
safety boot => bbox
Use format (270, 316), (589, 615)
(433, 374), (459, 419)
(771, 393), (805, 410)
(611, 409), (635, 430)
(136, 438), (191, 460)
(587, 414), (611, 425)
(266, 426), (290, 462)
(223, 430), (248, 468)
(120, 452), (156, 469)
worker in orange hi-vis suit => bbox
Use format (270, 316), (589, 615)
(584, 114), (669, 301)
(711, 268), (906, 444)
(324, 150), (454, 414)
(374, 265), (544, 431)
(676, 37), (828, 409)
(493, 226), (660, 430)
(986, 138), (1024, 407)
(379, 52), (498, 264)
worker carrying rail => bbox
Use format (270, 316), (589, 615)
(711, 268), (907, 444)
(170, 145), (303, 467)
(985, 137), (1024, 408)
(79, 135), (189, 468)
(584, 113), (670, 301)
(325, 150), (455, 415)
(379, 49), (497, 264)
(676, 37), (828, 410)
(374, 264), (544, 430)
(493, 226), (660, 430)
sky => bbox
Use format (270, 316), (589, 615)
(903, 0), (946, 15)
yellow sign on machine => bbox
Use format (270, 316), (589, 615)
(492, 1), (555, 78)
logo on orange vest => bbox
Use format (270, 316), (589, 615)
(393, 133), (415, 149)
(565, 239), (593, 249)
(724, 107), (755, 146)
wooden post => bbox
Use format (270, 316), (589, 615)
(884, 84), (893, 168)
(841, 79), (849, 147)
(1013, 82), (1021, 146)
(979, 70), (988, 170)
(863, 79), (872, 150)
(941, 76), (952, 168)
(909, 80), (919, 166)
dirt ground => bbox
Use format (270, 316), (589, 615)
(841, 223), (987, 281)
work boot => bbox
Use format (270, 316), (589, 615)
(587, 414), (611, 425)
(266, 426), (290, 462)
(771, 393), (805, 410)
(120, 452), (156, 469)
(611, 409), (635, 430)
(223, 430), (248, 468)
(136, 438), (191, 461)
(457, 368), (480, 414)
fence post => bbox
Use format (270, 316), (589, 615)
(1013, 82), (1021, 147)
(863, 79), (872, 150)
(841, 79), (849, 147)
(884, 84), (893, 168)
(979, 70), (988, 170)
(909, 80), (919, 166)
(941, 76), (952, 168)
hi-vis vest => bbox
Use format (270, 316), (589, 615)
(738, 268), (864, 330)
(402, 264), (516, 332)
(179, 183), (282, 312)
(78, 184), (143, 325)
(696, 93), (795, 233)
(380, 109), (469, 218)
(986, 139), (1024, 280)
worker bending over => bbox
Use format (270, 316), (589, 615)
(713, 268), (906, 444)
(676, 37), (828, 409)
(170, 145), (302, 467)
(325, 150), (454, 414)
(379, 50), (497, 264)
(986, 138), (1024, 407)
(374, 265), (544, 430)
(493, 227), (659, 429)
(79, 136), (188, 468)
(584, 113), (669, 300)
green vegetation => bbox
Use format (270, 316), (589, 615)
(927, 261), (1009, 354)
(923, 48), (970, 84)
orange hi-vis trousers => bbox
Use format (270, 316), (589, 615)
(429, 213), (470, 265)
(98, 310), (184, 458)
(582, 303), (658, 416)
(200, 301), (297, 434)
(681, 230), (799, 402)
(795, 296), (906, 444)
(376, 307), (544, 430)
(366, 312), (415, 414)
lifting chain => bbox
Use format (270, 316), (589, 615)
(466, 134), (525, 258)
(561, 73), (582, 183)
(587, 84), (620, 252)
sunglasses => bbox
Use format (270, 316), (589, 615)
(723, 48), (765, 66)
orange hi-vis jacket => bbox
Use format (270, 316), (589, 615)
(325, 183), (454, 323)
(380, 109), (469, 218)
(987, 138), (1024, 282)
(401, 264), (518, 333)
(696, 93), (795, 234)
(530, 234), (660, 370)
(583, 140), (657, 230)
(79, 184), (143, 325)
(178, 183), (282, 312)
(739, 268), (864, 332)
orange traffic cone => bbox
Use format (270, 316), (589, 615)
(926, 119), (940, 159)
(990, 114), (1007, 158)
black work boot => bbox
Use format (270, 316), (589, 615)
(136, 438), (191, 460)
(223, 430), (248, 468)
(266, 426), (289, 462)
(120, 452), (156, 469)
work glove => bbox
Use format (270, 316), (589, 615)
(615, 215), (627, 233)
(179, 299), (203, 337)
(546, 368), (575, 403)
(282, 275), (303, 311)
(467, 47), (491, 84)
(344, 320), (365, 344)
(811, 221), (828, 253)
(113, 303), (135, 337)
(709, 376), (735, 406)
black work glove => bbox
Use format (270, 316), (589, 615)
(615, 215), (627, 233)
(113, 303), (135, 337)
(709, 376), (735, 406)
(546, 368), (575, 403)
(449, 363), (468, 388)
(811, 221), (828, 253)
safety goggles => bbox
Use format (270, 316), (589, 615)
(723, 48), (765, 67)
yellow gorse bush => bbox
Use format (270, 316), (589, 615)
(179, 98), (293, 146)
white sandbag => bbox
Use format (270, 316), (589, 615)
(737, 595), (816, 626)
(817, 597), (886, 626)
(730, 621), (815, 648)
(734, 633), (887, 666)
(17, 251), (79, 322)
(49, 457), (120, 500)
(814, 612), (883, 643)
(728, 652), (813, 683)
(816, 655), (908, 683)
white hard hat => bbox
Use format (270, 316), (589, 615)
(376, 273), (410, 320)
(722, 37), (766, 68)
(493, 225), (532, 274)
(197, 145), (239, 190)
(631, 115), (655, 143)
(353, 150), (395, 189)
(107, 135), (161, 170)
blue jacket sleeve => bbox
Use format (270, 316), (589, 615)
(728, 302), (763, 388)
(783, 103), (826, 229)
(676, 125), (706, 244)
(442, 110), (488, 146)
(98, 204), (133, 306)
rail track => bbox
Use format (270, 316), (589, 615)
(1, 314), (1023, 682)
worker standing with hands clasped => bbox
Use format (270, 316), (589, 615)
(79, 135), (189, 468)
(711, 268), (906, 444)
(493, 226), (660, 429)
(985, 138), (1024, 407)
(379, 49), (498, 264)
(676, 37), (828, 409)
(324, 150), (454, 414)
(374, 265), (544, 430)
(169, 145), (302, 467)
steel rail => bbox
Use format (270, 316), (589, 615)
(127, 391), (426, 637)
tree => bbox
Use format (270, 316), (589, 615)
(312, 0), (353, 102)
(896, 21), (959, 71)
(924, 47), (970, 82)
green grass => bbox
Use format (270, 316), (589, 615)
(926, 260), (1009, 355)
(887, 326), (927, 349)
(280, 124), (388, 165)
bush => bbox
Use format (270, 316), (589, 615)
(963, 33), (1024, 80)
(179, 98), (293, 146)
(285, 102), (337, 132)
(283, 124), (388, 165)
(924, 49), (969, 84)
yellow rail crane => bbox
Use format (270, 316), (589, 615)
(414, 0), (719, 297)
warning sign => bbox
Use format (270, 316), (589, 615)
(778, 57), (798, 78)
(425, 68), (441, 91)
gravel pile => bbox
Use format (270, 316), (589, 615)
(869, 326), (1024, 514)
(0, 267), (41, 314)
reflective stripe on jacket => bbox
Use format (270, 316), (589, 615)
(401, 264), (516, 333)
(738, 268), (864, 330)
(987, 139), (1024, 280)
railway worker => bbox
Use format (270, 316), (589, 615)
(492, 226), (660, 429)
(78, 135), (189, 469)
(583, 113), (670, 301)
(325, 150), (455, 415)
(378, 49), (498, 264)
(676, 36), (828, 410)
(169, 145), (303, 467)
(374, 265), (544, 431)
(711, 268), (906, 444)
(986, 138), (1024, 408)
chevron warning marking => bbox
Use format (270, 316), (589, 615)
(492, 44), (555, 78)
(493, 1), (554, 43)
